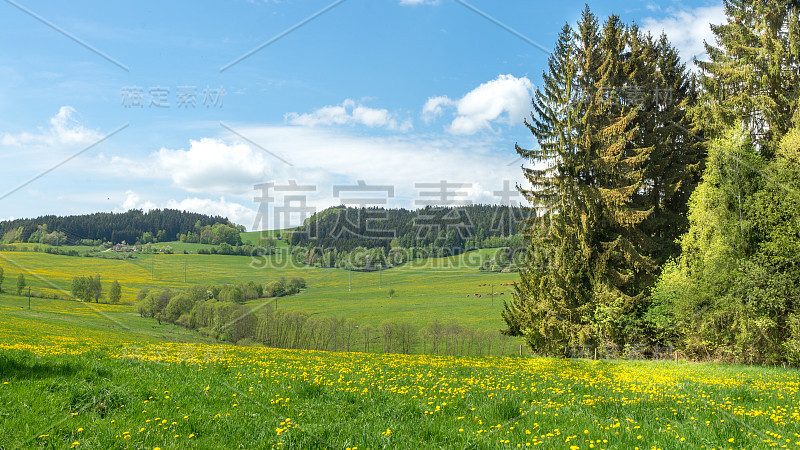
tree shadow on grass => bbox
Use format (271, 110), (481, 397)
(0, 354), (79, 380)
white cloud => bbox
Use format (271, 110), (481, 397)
(100, 138), (278, 196)
(422, 96), (454, 123)
(109, 124), (524, 207)
(119, 191), (256, 228)
(153, 137), (273, 194)
(285, 99), (412, 131)
(165, 197), (256, 227)
(121, 190), (157, 212)
(225, 125), (522, 207)
(642, 5), (726, 65)
(103, 137), (286, 198)
(1, 106), (102, 148)
(424, 74), (534, 135)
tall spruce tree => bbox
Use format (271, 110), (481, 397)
(632, 33), (705, 273)
(501, 21), (594, 355)
(504, 7), (698, 354)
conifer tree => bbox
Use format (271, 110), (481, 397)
(502, 18), (594, 355)
(582, 15), (655, 344)
(505, 7), (698, 353)
(630, 32), (705, 287)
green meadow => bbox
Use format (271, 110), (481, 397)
(0, 245), (517, 331)
(1, 245), (799, 449)
(1, 299), (799, 449)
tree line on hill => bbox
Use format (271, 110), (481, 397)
(503, 2), (800, 365)
(0, 209), (241, 246)
(286, 205), (526, 270)
(288, 205), (526, 252)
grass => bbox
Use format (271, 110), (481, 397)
(0, 248), (799, 448)
(0, 310), (798, 449)
(0, 247), (514, 331)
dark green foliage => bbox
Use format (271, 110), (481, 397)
(650, 0), (800, 365)
(288, 205), (528, 255)
(654, 128), (800, 364)
(694, 0), (800, 157)
(263, 280), (285, 298)
(0, 209), (237, 245)
(284, 277), (306, 295)
(504, 8), (699, 355)
(164, 293), (194, 323)
(135, 289), (174, 321)
(136, 277), (306, 329)
(27, 224), (67, 246)
(217, 285), (244, 303)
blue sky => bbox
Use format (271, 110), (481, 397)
(0, 0), (725, 230)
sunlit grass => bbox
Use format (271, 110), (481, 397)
(1, 247), (516, 331)
(1, 311), (798, 449)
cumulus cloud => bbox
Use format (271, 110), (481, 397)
(642, 5), (726, 65)
(120, 191), (256, 228)
(1, 106), (102, 148)
(102, 136), (287, 197)
(164, 197), (256, 227)
(121, 190), (157, 212)
(424, 74), (534, 135)
(152, 138), (275, 194)
(4, 107), (530, 228)
(285, 99), (412, 131)
(422, 96), (454, 123)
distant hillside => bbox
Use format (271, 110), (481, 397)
(287, 204), (529, 252)
(0, 209), (241, 245)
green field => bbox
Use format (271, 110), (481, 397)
(1, 298), (799, 449)
(1, 248), (800, 448)
(0, 246), (516, 331)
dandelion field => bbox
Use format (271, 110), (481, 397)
(1, 249), (799, 449)
(1, 306), (799, 449)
